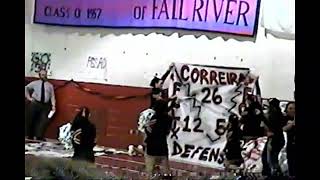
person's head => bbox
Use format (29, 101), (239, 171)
(77, 106), (91, 119)
(268, 98), (281, 112)
(150, 76), (163, 89)
(246, 94), (255, 106)
(39, 69), (48, 81)
(284, 102), (295, 118)
(269, 98), (280, 107)
(153, 88), (162, 97)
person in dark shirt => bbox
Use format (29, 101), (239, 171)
(240, 94), (265, 141)
(71, 107), (96, 163)
(144, 64), (176, 178)
(149, 63), (175, 108)
(282, 102), (295, 178)
(145, 98), (174, 178)
(262, 98), (286, 177)
(224, 114), (244, 169)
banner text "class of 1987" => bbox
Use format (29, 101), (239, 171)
(44, 6), (102, 20)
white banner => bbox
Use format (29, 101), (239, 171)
(261, 0), (295, 39)
(164, 63), (254, 169)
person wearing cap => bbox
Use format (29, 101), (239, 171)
(261, 98), (286, 177)
(149, 63), (175, 109)
(144, 63), (176, 179)
(240, 94), (265, 142)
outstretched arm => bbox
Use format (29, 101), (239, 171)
(160, 63), (175, 81)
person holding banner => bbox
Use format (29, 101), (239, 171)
(240, 94), (265, 141)
(261, 98), (285, 177)
(144, 101), (173, 178)
(224, 114), (244, 169)
(144, 69), (176, 179)
(149, 63), (174, 109)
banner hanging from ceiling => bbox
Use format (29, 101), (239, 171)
(34, 0), (261, 36)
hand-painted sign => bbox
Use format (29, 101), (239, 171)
(164, 63), (254, 168)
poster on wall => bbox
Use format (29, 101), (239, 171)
(34, 0), (261, 36)
(30, 52), (52, 76)
(77, 55), (107, 80)
(164, 63), (258, 169)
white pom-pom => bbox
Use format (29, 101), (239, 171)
(138, 145), (143, 150)
(128, 145), (134, 156)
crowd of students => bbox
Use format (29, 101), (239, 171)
(226, 95), (296, 178)
(26, 68), (295, 179)
(140, 65), (295, 179)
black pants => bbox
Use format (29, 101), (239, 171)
(262, 137), (285, 176)
(72, 147), (95, 163)
(26, 101), (50, 140)
(225, 141), (243, 166)
(287, 143), (296, 177)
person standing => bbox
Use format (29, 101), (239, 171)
(224, 114), (244, 169)
(144, 66), (176, 179)
(283, 102), (296, 178)
(144, 94), (174, 179)
(261, 98), (286, 177)
(25, 69), (56, 140)
(240, 94), (265, 142)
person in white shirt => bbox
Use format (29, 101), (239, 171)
(25, 69), (56, 140)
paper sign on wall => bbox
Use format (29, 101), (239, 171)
(30, 52), (53, 77)
(77, 55), (107, 80)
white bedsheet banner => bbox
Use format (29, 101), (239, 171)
(165, 63), (253, 169)
(262, 0), (295, 39)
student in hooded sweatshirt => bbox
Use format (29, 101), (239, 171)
(144, 64), (176, 179)
(71, 107), (96, 163)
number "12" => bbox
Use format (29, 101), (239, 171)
(182, 116), (204, 133)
